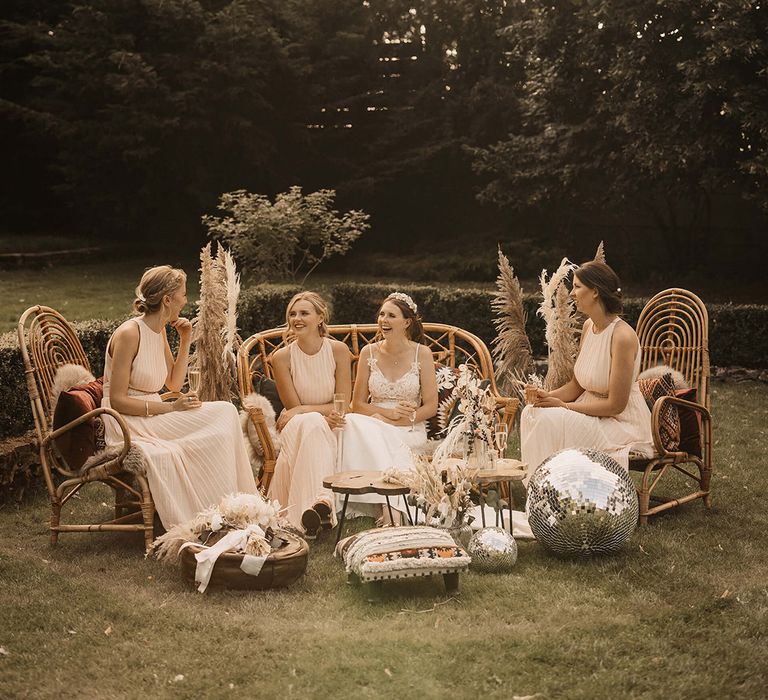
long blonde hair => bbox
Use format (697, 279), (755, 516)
(133, 265), (186, 314)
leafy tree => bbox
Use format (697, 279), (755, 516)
(470, 0), (768, 267)
(203, 186), (370, 283)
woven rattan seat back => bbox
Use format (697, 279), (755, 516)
(17, 305), (155, 551)
(237, 322), (518, 491)
(238, 322), (499, 396)
(631, 288), (712, 525)
(636, 288), (709, 409)
(19, 306), (91, 435)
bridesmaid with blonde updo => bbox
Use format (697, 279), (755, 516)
(102, 265), (258, 528)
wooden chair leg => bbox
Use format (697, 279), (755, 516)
(137, 476), (155, 552)
(443, 572), (460, 595)
(363, 580), (383, 603)
(50, 503), (61, 545)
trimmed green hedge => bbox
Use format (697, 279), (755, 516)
(331, 282), (768, 369)
(2, 283), (766, 439)
(1, 286), (301, 440)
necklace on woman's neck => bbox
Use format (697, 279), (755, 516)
(383, 338), (410, 365)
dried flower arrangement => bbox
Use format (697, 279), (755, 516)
(150, 492), (285, 564)
(385, 456), (477, 528)
(432, 364), (498, 466)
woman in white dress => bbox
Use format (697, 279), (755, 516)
(521, 262), (654, 480)
(102, 266), (258, 528)
(341, 292), (439, 519)
(267, 292), (351, 537)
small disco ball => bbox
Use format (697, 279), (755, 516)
(525, 448), (638, 557)
(468, 527), (518, 573)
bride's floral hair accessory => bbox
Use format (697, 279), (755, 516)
(386, 292), (417, 314)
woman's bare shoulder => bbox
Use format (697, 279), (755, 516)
(613, 320), (639, 349)
(416, 343), (433, 361)
(112, 319), (140, 343)
(272, 345), (290, 364)
(329, 338), (351, 357)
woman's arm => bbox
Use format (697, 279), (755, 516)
(109, 322), (199, 416)
(163, 317), (193, 392)
(350, 345), (381, 417)
(530, 324), (587, 403)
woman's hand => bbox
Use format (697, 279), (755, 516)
(325, 410), (345, 430)
(170, 317), (193, 343)
(389, 401), (417, 421)
(172, 392), (201, 412)
(533, 395), (567, 409)
(276, 406), (299, 431)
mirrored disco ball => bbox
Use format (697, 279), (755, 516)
(468, 527), (518, 573)
(525, 448), (638, 557)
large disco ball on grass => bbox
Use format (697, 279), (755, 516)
(525, 448), (638, 557)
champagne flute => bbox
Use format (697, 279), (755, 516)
(188, 368), (201, 394)
(494, 424), (509, 461)
(333, 393), (346, 417)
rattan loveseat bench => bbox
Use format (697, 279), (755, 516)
(237, 323), (520, 491)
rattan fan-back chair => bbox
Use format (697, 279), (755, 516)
(18, 306), (155, 551)
(630, 288), (712, 524)
(237, 323), (520, 492)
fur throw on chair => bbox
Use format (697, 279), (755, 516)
(638, 365), (689, 390)
(49, 363), (96, 417)
(240, 392), (281, 473)
(80, 442), (149, 476)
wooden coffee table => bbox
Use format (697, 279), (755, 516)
(322, 471), (413, 545)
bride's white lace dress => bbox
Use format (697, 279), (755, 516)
(340, 342), (426, 513)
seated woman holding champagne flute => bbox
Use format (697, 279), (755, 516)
(267, 292), (352, 538)
(101, 265), (258, 529)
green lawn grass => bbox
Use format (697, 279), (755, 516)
(1, 381), (766, 698)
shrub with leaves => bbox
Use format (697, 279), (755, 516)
(203, 186), (370, 284)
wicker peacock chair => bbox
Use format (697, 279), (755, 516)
(17, 306), (155, 551)
(630, 288), (712, 524)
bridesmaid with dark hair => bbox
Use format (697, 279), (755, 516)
(521, 261), (654, 478)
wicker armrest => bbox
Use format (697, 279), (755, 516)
(651, 395), (710, 459)
(160, 391), (182, 401)
(44, 406), (132, 477)
(493, 395), (521, 429)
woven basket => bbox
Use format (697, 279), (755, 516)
(180, 530), (309, 591)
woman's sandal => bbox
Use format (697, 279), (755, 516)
(301, 508), (322, 540)
(313, 501), (334, 531)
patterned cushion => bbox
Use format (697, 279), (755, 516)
(675, 388), (702, 457)
(335, 526), (471, 582)
(52, 379), (104, 470)
(638, 373), (680, 452)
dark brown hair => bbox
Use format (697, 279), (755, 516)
(380, 295), (426, 344)
(574, 261), (623, 315)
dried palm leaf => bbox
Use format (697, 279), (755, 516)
(594, 240), (606, 264)
(219, 246), (240, 374)
(491, 247), (533, 395)
(538, 258), (579, 391)
(191, 243), (239, 402)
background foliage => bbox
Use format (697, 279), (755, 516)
(2, 0), (766, 280)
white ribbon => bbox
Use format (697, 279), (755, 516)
(180, 524), (268, 593)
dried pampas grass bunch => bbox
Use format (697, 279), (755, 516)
(538, 258), (580, 391)
(491, 247), (533, 397)
(191, 242), (241, 402)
